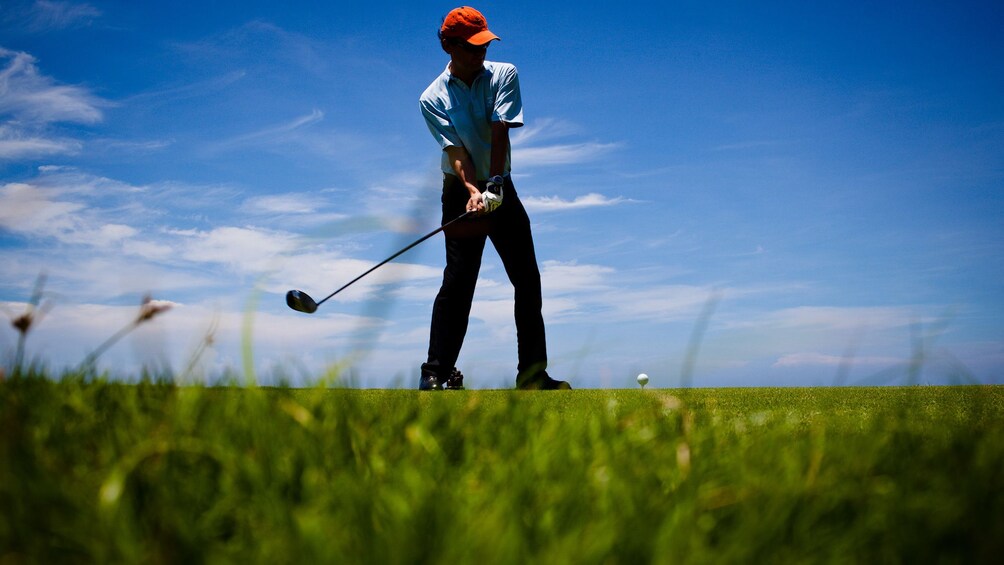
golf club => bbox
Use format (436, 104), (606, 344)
(286, 210), (473, 314)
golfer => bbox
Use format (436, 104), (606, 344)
(418, 6), (570, 391)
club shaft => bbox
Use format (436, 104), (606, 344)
(314, 211), (472, 307)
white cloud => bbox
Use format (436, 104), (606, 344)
(0, 179), (143, 248)
(522, 193), (627, 212)
(0, 126), (81, 158)
(0, 181), (85, 237)
(508, 117), (620, 168)
(91, 138), (174, 154)
(0, 47), (107, 160)
(467, 262), (723, 328)
(121, 239), (176, 261)
(462, 261), (614, 306)
(772, 352), (902, 368)
(510, 118), (583, 146)
(75, 223), (137, 247)
(241, 191), (351, 226)
(175, 226), (299, 273)
(513, 142), (620, 167)
(469, 296), (579, 339)
(0, 48), (105, 124)
(541, 261), (615, 293)
(0, 249), (221, 302)
(752, 306), (920, 332)
(31, 166), (143, 195)
(606, 285), (720, 323)
(11, 299), (385, 378)
(244, 193), (329, 215)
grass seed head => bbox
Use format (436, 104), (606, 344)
(9, 273), (52, 336)
(136, 295), (172, 324)
(12, 311), (33, 335)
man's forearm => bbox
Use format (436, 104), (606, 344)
(445, 145), (485, 213)
(445, 145), (479, 194)
(489, 121), (509, 178)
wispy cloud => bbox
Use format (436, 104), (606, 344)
(510, 118), (584, 146)
(772, 352), (902, 368)
(712, 139), (788, 152)
(207, 109), (324, 153)
(0, 47), (106, 159)
(604, 285), (724, 323)
(0, 48), (105, 124)
(751, 306), (922, 332)
(240, 191), (353, 230)
(172, 20), (328, 76)
(513, 142), (620, 167)
(509, 116), (620, 168)
(0, 126), (81, 158)
(541, 261), (615, 293)
(473, 260), (728, 326)
(23, 1), (102, 31)
(522, 193), (628, 212)
(90, 138), (174, 155)
(120, 71), (248, 107)
(243, 192), (330, 215)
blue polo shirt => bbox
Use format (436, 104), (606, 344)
(420, 60), (524, 181)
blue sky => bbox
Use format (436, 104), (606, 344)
(1, 0), (1001, 387)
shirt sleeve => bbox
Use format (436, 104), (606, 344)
(420, 96), (463, 149)
(492, 64), (524, 128)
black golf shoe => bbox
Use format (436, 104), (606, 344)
(444, 369), (465, 390)
(419, 374), (442, 390)
(418, 368), (443, 391)
(516, 372), (571, 390)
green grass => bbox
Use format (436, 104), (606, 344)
(2, 375), (1002, 563)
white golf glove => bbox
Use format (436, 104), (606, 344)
(482, 175), (504, 214)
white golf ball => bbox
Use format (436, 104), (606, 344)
(637, 373), (649, 387)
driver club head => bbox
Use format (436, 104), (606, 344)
(286, 290), (318, 314)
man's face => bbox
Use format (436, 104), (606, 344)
(445, 39), (489, 76)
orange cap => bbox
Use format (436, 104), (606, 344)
(440, 6), (500, 45)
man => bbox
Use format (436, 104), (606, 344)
(418, 6), (570, 391)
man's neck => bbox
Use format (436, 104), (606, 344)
(449, 62), (481, 87)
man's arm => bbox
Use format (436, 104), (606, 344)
(489, 120), (510, 178)
(445, 145), (484, 214)
(442, 117), (511, 214)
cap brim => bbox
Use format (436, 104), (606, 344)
(466, 30), (500, 45)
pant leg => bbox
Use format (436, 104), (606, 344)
(426, 176), (488, 374)
(487, 178), (548, 385)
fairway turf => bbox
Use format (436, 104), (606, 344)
(2, 377), (1002, 563)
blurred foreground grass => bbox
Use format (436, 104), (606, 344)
(2, 374), (1002, 563)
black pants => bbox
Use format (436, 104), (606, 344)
(425, 174), (548, 386)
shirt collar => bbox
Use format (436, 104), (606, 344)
(444, 62), (493, 84)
